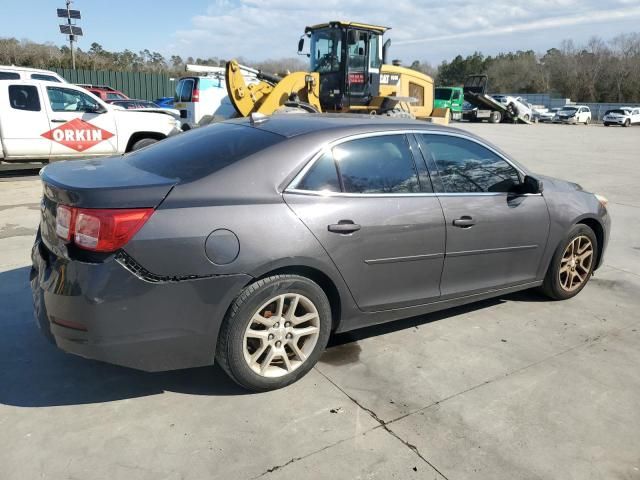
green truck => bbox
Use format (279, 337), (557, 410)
(434, 86), (463, 120)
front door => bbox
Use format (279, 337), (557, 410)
(1, 83), (51, 159)
(417, 133), (550, 297)
(285, 133), (446, 311)
(43, 85), (117, 158)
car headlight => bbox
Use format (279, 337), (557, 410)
(594, 193), (608, 208)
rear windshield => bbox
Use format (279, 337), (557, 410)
(175, 78), (196, 102)
(125, 123), (285, 182)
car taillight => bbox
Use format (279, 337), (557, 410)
(192, 87), (200, 102)
(55, 205), (76, 241)
(56, 206), (153, 252)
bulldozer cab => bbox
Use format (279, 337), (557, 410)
(301, 21), (387, 111)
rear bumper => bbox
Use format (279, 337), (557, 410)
(30, 236), (251, 371)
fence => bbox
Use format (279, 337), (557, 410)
(504, 92), (640, 121)
(50, 68), (176, 101)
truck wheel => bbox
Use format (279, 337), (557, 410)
(131, 138), (158, 151)
(488, 111), (501, 123)
(216, 274), (332, 392)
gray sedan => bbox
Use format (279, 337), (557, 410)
(31, 115), (610, 391)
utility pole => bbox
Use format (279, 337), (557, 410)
(57, 1), (82, 70)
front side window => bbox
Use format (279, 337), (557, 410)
(310, 29), (343, 73)
(435, 88), (452, 101)
(335, 135), (419, 194)
(47, 87), (101, 112)
(9, 85), (41, 111)
(420, 135), (520, 193)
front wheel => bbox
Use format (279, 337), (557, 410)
(541, 224), (597, 300)
(624, 119), (631, 127)
(131, 137), (159, 151)
(216, 274), (332, 391)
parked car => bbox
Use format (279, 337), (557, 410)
(0, 80), (181, 162)
(78, 84), (129, 101)
(537, 107), (561, 123)
(31, 115), (610, 391)
(109, 99), (181, 120)
(154, 97), (174, 108)
(553, 105), (591, 124)
(602, 107), (640, 127)
(0, 65), (66, 83)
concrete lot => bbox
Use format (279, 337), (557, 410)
(1, 123), (639, 480)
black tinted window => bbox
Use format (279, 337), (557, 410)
(0, 72), (20, 80)
(9, 85), (41, 111)
(175, 78), (194, 102)
(296, 152), (340, 192)
(31, 74), (61, 82)
(335, 135), (419, 194)
(421, 135), (520, 193)
(126, 123), (285, 182)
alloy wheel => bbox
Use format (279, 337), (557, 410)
(558, 235), (594, 292)
(243, 293), (320, 377)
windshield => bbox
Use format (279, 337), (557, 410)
(310, 28), (343, 73)
(435, 88), (453, 101)
(560, 107), (577, 113)
(606, 109), (628, 115)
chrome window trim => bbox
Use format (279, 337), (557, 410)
(285, 129), (527, 197)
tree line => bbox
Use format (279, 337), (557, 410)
(1, 34), (639, 102)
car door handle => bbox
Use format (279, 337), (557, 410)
(51, 119), (66, 123)
(328, 220), (361, 234)
(452, 216), (475, 228)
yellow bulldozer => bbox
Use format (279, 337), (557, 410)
(225, 21), (448, 123)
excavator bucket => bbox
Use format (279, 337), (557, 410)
(225, 60), (322, 117)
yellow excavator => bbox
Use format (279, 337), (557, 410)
(225, 21), (448, 123)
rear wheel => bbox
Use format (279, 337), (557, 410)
(216, 274), (332, 391)
(489, 111), (501, 123)
(585, 117), (590, 125)
(541, 224), (597, 300)
(131, 138), (159, 151)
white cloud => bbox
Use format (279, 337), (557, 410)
(169, 0), (640, 63)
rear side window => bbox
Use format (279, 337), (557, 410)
(296, 152), (340, 192)
(9, 85), (41, 111)
(420, 135), (520, 193)
(31, 73), (61, 82)
(126, 123), (285, 182)
(106, 92), (126, 100)
(0, 71), (21, 80)
(335, 135), (420, 194)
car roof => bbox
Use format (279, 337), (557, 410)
(0, 65), (61, 74)
(225, 113), (468, 139)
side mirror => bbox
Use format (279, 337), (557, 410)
(297, 37), (304, 54)
(523, 175), (543, 194)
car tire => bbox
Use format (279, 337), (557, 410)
(131, 138), (159, 151)
(216, 274), (332, 392)
(624, 119), (631, 127)
(585, 117), (590, 125)
(541, 224), (598, 300)
(489, 111), (501, 123)
(604, 123), (610, 127)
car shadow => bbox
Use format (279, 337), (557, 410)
(0, 265), (548, 407)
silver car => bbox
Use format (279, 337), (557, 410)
(31, 115), (611, 391)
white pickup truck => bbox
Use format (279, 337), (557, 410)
(0, 80), (181, 162)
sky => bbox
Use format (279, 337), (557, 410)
(4, 0), (640, 65)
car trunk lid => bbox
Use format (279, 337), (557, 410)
(39, 157), (177, 256)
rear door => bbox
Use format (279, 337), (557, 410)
(284, 133), (446, 311)
(43, 85), (118, 158)
(1, 82), (51, 159)
(417, 132), (550, 297)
